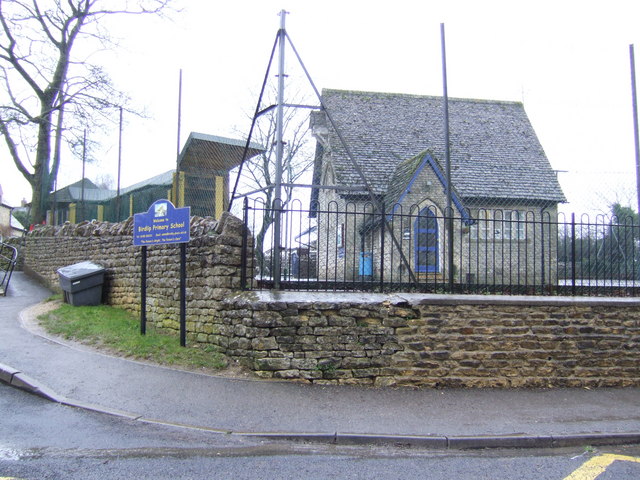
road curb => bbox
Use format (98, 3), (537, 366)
(2, 361), (640, 451)
(0, 362), (62, 402)
(250, 432), (640, 450)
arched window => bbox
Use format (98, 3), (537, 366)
(415, 208), (439, 272)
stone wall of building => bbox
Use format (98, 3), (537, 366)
(22, 215), (640, 388)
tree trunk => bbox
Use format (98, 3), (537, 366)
(30, 106), (54, 224)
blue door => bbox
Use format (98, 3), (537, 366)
(415, 208), (439, 273)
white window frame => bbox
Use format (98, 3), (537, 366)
(503, 210), (526, 240)
(470, 210), (491, 240)
(470, 210), (526, 241)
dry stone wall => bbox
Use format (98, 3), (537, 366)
(23, 212), (249, 333)
(199, 291), (640, 388)
(23, 215), (640, 388)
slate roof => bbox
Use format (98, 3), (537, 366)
(313, 89), (566, 204)
(384, 150), (438, 208)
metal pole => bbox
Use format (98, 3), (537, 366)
(571, 213), (576, 296)
(540, 207), (546, 294)
(630, 45), (640, 217)
(240, 197), (249, 289)
(116, 106), (123, 221)
(379, 203), (385, 291)
(177, 69), (183, 162)
(140, 246), (147, 335)
(81, 129), (86, 222)
(228, 33), (280, 213)
(179, 242), (187, 347)
(272, 10), (287, 289)
(441, 23), (454, 291)
(176, 69), (183, 206)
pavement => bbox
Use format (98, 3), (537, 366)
(1, 272), (640, 450)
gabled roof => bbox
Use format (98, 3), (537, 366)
(49, 172), (173, 204)
(360, 150), (474, 233)
(386, 150), (472, 224)
(50, 178), (110, 203)
(313, 89), (566, 204)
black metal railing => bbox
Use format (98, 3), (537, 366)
(241, 199), (640, 297)
(0, 242), (18, 296)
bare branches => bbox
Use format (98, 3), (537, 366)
(0, 0), (175, 223)
(0, 120), (34, 182)
(0, 66), (37, 123)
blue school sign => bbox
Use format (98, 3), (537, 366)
(133, 200), (190, 246)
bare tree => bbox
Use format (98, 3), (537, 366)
(236, 89), (315, 270)
(94, 172), (114, 190)
(0, 0), (172, 225)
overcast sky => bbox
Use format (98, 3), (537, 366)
(3, 0), (640, 216)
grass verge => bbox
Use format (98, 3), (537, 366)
(38, 302), (227, 373)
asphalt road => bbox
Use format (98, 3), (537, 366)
(2, 384), (640, 480)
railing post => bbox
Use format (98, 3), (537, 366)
(240, 197), (249, 290)
(636, 220), (640, 291)
(379, 202), (385, 291)
(571, 213), (576, 296)
(0, 242), (18, 297)
(539, 210), (546, 295)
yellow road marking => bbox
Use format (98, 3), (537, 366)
(564, 454), (640, 480)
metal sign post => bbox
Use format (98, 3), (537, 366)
(141, 245), (147, 335)
(134, 199), (191, 345)
(180, 242), (187, 346)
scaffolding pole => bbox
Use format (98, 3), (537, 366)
(272, 10), (287, 289)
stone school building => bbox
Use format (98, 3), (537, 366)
(309, 89), (566, 287)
